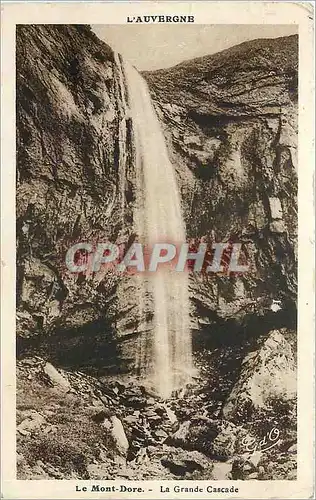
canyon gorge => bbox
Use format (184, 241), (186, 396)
(16, 25), (297, 480)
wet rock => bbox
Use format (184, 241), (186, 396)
(163, 405), (177, 424)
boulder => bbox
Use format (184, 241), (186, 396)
(109, 416), (129, 456)
(154, 429), (168, 440)
(168, 416), (250, 458)
(160, 448), (210, 477)
(123, 395), (147, 409)
(163, 405), (177, 424)
(223, 329), (296, 423)
(17, 411), (46, 435)
(161, 458), (203, 477)
(211, 462), (233, 480)
(43, 363), (71, 392)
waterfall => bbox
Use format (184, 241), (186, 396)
(123, 60), (193, 399)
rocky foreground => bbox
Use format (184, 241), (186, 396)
(17, 328), (296, 481)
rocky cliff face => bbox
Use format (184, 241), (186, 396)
(16, 25), (139, 371)
(144, 34), (297, 343)
(17, 27), (298, 370)
(16, 26), (298, 481)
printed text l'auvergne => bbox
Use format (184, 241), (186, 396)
(127, 15), (195, 24)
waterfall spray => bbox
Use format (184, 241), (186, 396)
(123, 60), (193, 399)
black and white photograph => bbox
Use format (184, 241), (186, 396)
(15, 21), (300, 482)
(0, 3), (314, 498)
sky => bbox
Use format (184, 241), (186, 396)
(92, 24), (298, 71)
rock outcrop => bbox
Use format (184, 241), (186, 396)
(16, 25), (138, 370)
(222, 329), (296, 423)
(144, 34), (298, 341)
(17, 27), (298, 372)
(17, 356), (297, 480)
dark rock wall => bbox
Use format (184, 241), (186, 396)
(16, 25), (136, 370)
(16, 26), (298, 371)
(144, 35), (298, 342)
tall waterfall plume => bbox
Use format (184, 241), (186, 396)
(123, 59), (193, 399)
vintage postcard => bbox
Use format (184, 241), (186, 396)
(1, 1), (315, 499)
